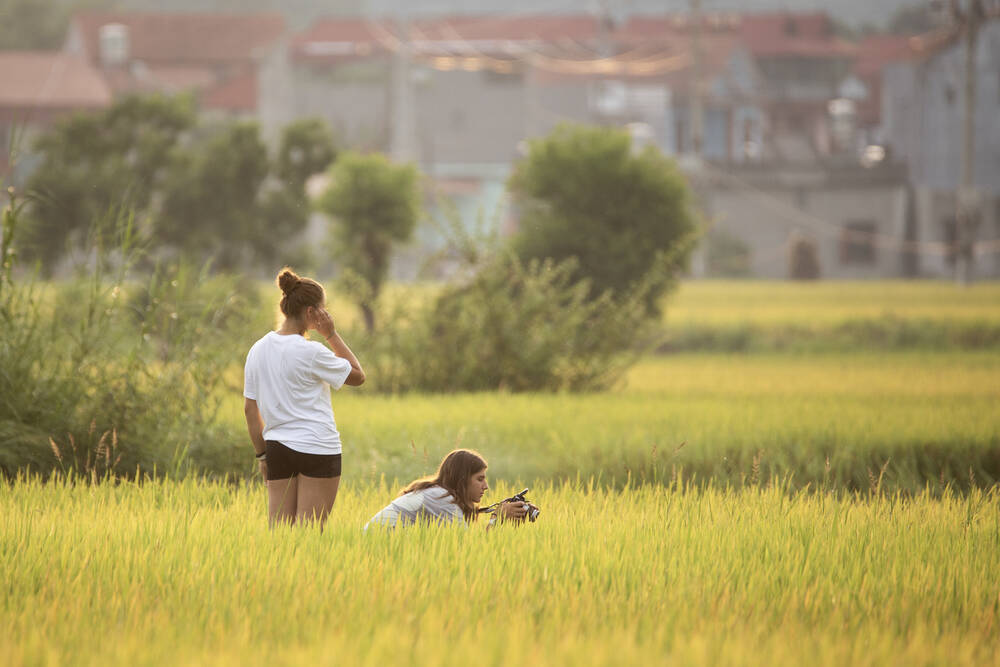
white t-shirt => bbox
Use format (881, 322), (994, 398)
(365, 486), (466, 529)
(243, 331), (352, 455)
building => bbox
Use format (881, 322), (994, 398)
(263, 11), (926, 280)
(0, 51), (112, 183)
(63, 11), (287, 117)
(882, 18), (1000, 278)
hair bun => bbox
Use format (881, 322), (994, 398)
(276, 268), (301, 294)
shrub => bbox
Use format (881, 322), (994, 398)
(352, 205), (670, 393)
(0, 193), (258, 478)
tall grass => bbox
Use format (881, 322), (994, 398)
(661, 281), (1000, 351)
(0, 193), (263, 478)
(207, 351), (1000, 492)
(2, 477), (997, 666)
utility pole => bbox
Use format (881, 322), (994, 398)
(689, 0), (704, 159)
(952, 0), (985, 285)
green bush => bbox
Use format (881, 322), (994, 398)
(358, 253), (652, 393)
(0, 194), (259, 478)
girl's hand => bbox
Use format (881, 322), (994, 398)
(309, 307), (336, 339)
(500, 501), (527, 522)
(258, 459), (268, 480)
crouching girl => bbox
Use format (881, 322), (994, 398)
(365, 449), (526, 529)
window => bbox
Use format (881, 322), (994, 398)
(839, 220), (877, 265)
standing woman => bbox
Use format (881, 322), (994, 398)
(244, 268), (365, 527)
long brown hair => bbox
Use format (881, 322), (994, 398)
(401, 449), (487, 521)
(276, 267), (325, 320)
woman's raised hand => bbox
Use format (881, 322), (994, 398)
(309, 307), (336, 340)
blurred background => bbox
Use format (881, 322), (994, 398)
(2, 0), (999, 282)
(1, 0), (999, 484)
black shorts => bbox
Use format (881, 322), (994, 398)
(265, 440), (342, 480)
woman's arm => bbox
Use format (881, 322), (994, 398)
(309, 307), (365, 386)
(244, 398), (267, 478)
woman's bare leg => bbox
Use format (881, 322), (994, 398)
(296, 475), (340, 528)
(268, 476), (299, 527)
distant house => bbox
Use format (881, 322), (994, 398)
(617, 13), (915, 279)
(265, 11), (932, 280)
(0, 51), (112, 182)
(852, 34), (914, 144)
(882, 18), (1000, 279)
(63, 11), (287, 116)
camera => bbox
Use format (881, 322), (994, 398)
(479, 487), (540, 522)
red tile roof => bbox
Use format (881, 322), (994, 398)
(70, 11), (286, 65)
(736, 12), (855, 59)
(410, 14), (600, 43)
(293, 14), (601, 61)
(291, 18), (389, 62)
(622, 12), (855, 60)
(853, 34), (915, 76)
(0, 51), (112, 111)
(201, 69), (257, 112)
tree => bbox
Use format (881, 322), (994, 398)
(0, 0), (113, 50)
(508, 124), (696, 315)
(274, 118), (337, 192)
(25, 98), (334, 272)
(24, 94), (196, 270)
(157, 122), (273, 271)
(318, 152), (420, 333)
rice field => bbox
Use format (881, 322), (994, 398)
(209, 350), (1000, 491)
(4, 280), (999, 664)
(2, 477), (997, 666)
(664, 280), (1000, 326)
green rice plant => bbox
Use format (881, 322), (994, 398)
(1, 477), (997, 666)
(661, 281), (1000, 352)
(204, 351), (996, 493)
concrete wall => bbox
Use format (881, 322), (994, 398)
(415, 68), (530, 166)
(882, 21), (1000, 196)
(700, 165), (911, 279)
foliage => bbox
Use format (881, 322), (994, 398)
(508, 124), (697, 315)
(2, 479), (999, 665)
(705, 228), (751, 277)
(361, 253), (653, 393)
(157, 122), (274, 270)
(274, 117), (338, 192)
(24, 100), (336, 272)
(0, 0), (112, 50)
(318, 151), (420, 332)
(24, 94), (196, 271)
(0, 190), (259, 478)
